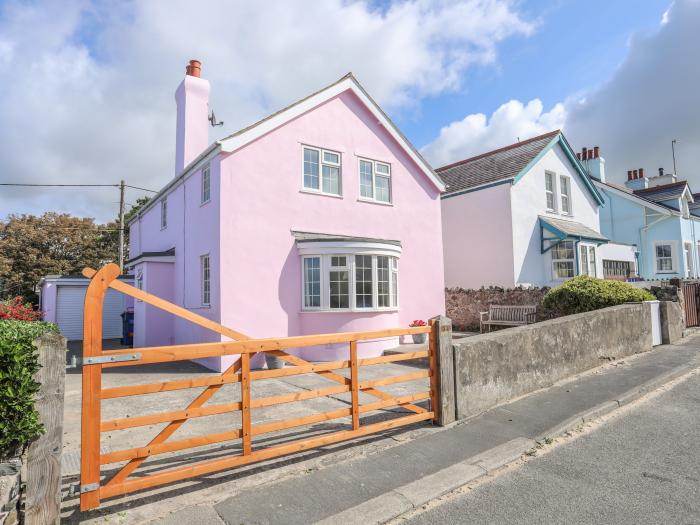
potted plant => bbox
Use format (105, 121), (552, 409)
(409, 320), (427, 344)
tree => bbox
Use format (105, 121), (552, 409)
(0, 213), (119, 303)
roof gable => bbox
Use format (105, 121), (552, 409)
(437, 130), (604, 205)
(218, 74), (444, 192)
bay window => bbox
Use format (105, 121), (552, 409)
(301, 253), (399, 311)
(359, 158), (392, 203)
(579, 245), (597, 277)
(303, 146), (341, 196)
(552, 240), (575, 279)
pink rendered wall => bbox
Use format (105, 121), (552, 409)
(219, 90), (445, 362)
(441, 183), (516, 289)
(128, 159), (222, 361)
(132, 261), (175, 347)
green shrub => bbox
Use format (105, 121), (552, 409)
(0, 320), (58, 459)
(543, 276), (655, 316)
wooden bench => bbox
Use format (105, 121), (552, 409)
(480, 305), (537, 333)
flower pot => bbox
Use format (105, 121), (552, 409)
(412, 333), (427, 345)
(265, 354), (285, 369)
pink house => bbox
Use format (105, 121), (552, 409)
(128, 60), (446, 371)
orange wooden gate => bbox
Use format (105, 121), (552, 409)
(79, 264), (438, 510)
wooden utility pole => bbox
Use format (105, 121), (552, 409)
(118, 179), (125, 272)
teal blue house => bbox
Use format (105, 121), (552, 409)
(588, 152), (700, 280)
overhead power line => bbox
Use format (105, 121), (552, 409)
(0, 182), (158, 193)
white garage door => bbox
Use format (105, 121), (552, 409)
(56, 286), (125, 340)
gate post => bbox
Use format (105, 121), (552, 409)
(80, 263), (120, 511)
(429, 315), (455, 426)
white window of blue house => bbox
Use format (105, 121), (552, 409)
(359, 158), (392, 203)
(552, 240), (575, 279)
(160, 199), (167, 229)
(654, 242), (675, 273)
(302, 146), (341, 196)
(301, 253), (399, 312)
(560, 175), (572, 215)
(545, 171), (557, 212)
(201, 254), (211, 306)
(201, 164), (211, 204)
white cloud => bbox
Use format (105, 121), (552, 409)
(0, 0), (533, 222)
(421, 99), (566, 166)
(423, 0), (700, 187)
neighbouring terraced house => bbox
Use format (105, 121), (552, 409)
(590, 157), (700, 280)
(438, 131), (637, 289)
(127, 60), (446, 371)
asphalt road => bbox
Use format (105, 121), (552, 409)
(403, 372), (700, 525)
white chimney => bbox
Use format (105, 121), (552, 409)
(174, 59), (210, 175)
(577, 146), (606, 183)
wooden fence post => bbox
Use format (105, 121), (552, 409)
(24, 331), (67, 525)
(430, 315), (455, 426)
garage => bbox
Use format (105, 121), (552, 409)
(39, 275), (134, 341)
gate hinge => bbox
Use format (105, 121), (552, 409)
(79, 353), (141, 365)
(80, 483), (99, 494)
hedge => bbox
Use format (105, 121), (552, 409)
(0, 320), (58, 459)
(543, 275), (655, 316)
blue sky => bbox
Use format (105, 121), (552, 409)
(0, 0), (696, 222)
(401, 0), (670, 146)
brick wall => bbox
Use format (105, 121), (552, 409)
(446, 287), (550, 331)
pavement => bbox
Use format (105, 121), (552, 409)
(400, 369), (700, 525)
(61, 336), (700, 524)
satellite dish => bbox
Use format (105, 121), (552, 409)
(208, 110), (224, 127)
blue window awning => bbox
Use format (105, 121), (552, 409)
(539, 216), (608, 253)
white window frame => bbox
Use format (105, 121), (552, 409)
(684, 241), (693, 277)
(301, 146), (342, 197)
(201, 164), (211, 205)
(200, 254), (211, 307)
(135, 269), (144, 302)
(545, 171), (557, 213)
(302, 256), (322, 310)
(358, 157), (392, 204)
(654, 241), (676, 274)
(579, 244), (597, 277)
(560, 175), (572, 215)
(301, 253), (400, 312)
(551, 240), (575, 280)
(160, 198), (167, 230)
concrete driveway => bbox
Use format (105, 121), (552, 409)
(61, 339), (432, 523)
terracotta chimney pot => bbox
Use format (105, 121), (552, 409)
(639, 168), (644, 178)
(627, 170), (633, 181)
(633, 169), (639, 179)
(186, 59), (202, 78)
(594, 146), (600, 158)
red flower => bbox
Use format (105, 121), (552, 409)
(0, 297), (43, 321)
(409, 319), (426, 327)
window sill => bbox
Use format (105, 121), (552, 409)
(357, 198), (393, 207)
(299, 189), (343, 199)
(200, 199), (211, 207)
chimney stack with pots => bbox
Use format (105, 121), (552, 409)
(578, 145), (605, 182)
(174, 59), (211, 175)
(625, 166), (650, 190)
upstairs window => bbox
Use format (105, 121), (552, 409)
(359, 159), (392, 203)
(545, 172), (556, 212)
(201, 164), (211, 204)
(160, 199), (167, 229)
(303, 146), (341, 196)
(560, 175), (572, 215)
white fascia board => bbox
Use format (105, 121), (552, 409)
(218, 77), (445, 192)
(296, 240), (402, 257)
(594, 181), (675, 216)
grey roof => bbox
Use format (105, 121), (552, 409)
(126, 247), (175, 265)
(633, 181), (689, 204)
(292, 231), (401, 246)
(539, 216), (608, 241)
(436, 130), (560, 195)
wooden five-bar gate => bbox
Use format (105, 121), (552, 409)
(79, 264), (439, 510)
